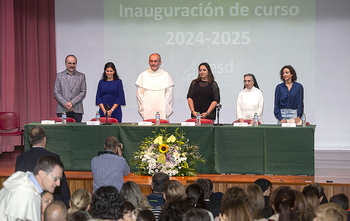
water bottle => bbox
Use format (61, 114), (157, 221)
(62, 111), (67, 125)
(96, 111), (100, 123)
(196, 112), (201, 126)
(253, 113), (258, 127)
(155, 112), (160, 126)
(301, 113), (306, 127)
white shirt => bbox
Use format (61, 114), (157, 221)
(136, 68), (174, 120)
(236, 86), (264, 123)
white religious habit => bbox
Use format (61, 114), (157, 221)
(136, 68), (175, 120)
(236, 86), (264, 123)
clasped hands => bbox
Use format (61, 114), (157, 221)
(65, 102), (73, 112)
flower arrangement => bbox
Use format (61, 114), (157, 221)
(131, 128), (206, 176)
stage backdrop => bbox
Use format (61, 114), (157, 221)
(55, 0), (350, 151)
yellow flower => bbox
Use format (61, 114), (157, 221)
(159, 144), (169, 153)
(154, 136), (163, 145)
(182, 152), (187, 157)
(166, 135), (176, 143)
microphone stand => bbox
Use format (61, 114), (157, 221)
(103, 104), (112, 125)
(214, 104), (223, 126)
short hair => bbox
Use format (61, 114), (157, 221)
(152, 172), (170, 192)
(102, 62), (120, 81)
(159, 197), (193, 221)
(104, 136), (119, 150)
(68, 189), (92, 216)
(196, 62), (215, 83)
(89, 186), (124, 219)
(137, 209), (156, 221)
(149, 53), (161, 61)
(33, 155), (64, 176)
(221, 186), (248, 207)
(44, 200), (68, 221)
(330, 194), (349, 210)
(243, 73), (260, 89)
(67, 211), (90, 221)
(280, 65), (297, 82)
(316, 203), (347, 221)
(183, 208), (211, 221)
(195, 179), (211, 199)
(28, 126), (46, 146)
(123, 201), (135, 214)
(245, 184), (264, 220)
(163, 180), (186, 202)
(65, 54), (77, 63)
(254, 178), (272, 192)
(220, 199), (253, 221)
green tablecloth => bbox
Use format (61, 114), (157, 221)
(24, 123), (315, 175)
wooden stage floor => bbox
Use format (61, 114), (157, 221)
(1, 148), (350, 199)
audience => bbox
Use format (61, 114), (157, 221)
(44, 200), (68, 221)
(120, 181), (152, 215)
(137, 209), (156, 221)
(268, 186), (297, 221)
(41, 191), (54, 221)
(183, 208), (212, 221)
(159, 197), (193, 221)
(67, 188), (92, 217)
(120, 201), (137, 221)
(330, 194), (350, 221)
(316, 203), (347, 221)
(186, 183), (214, 220)
(302, 184), (321, 218)
(312, 183), (328, 204)
(293, 190), (313, 221)
(67, 211), (90, 221)
(254, 178), (273, 218)
(245, 184), (266, 220)
(221, 186), (249, 207)
(147, 172), (169, 208)
(219, 199), (253, 221)
(195, 178), (221, 219)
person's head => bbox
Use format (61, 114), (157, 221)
(68, 189), (92, 216)
(103, 62), (119, 81)
(294, 190), (313, 221)
(163, 180), (186, 202)
(272, 186), (296, 220)
(149, 53), (162, 72)
(67, 211), (90, 221)
(120, 181), (152, 213)
(136, 209), (155, 221)
(104, 136), (119, 152)
(243, 74), (260, 90)
(195, 178), (211, 200)
(44, 200), (68, 221)
(183, 208), (211, 221)
(316, 203), (347, 221)
(330, 194), (349, 210)
(280, 65), (297, 83)
(254, 178), (272, 196)
(219, 199), (253, 221)
(120, 201), (136, 221)
(34, 155), (64, 193)
(245, 184), (264, 220)
(197, 62), (214, 83)
(151, 172), (170, 193)
(302, 185), (321, 217)
(221, 186), (248, 207)
(89, 186), (124, 220)
(65, 54), (77, 74)
(159, 197), (193, 221)
(186, 183), (206, 209)
(312, 183), (326, 203)
(41, 191), (54, 218)
(29, 126), (46, 147)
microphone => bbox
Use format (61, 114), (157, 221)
(217, 104), (222, 110)
(104, 104), (111, 111)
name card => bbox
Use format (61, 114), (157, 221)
(281, 123), (296, 127)
(41, 120), (55, 125)
(233, 122), (248, 127)
(86, 121), (100, 125)
(138, 121), (153, 126)
(181, 122), (196, 126)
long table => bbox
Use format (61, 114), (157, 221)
(24, 123), (315, 175)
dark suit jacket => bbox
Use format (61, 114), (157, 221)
(15, 147), (71, 208)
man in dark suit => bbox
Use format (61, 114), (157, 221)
(54, 54), (87, 122)
(15, 126), (71, 208)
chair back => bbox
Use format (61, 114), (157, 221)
(91, 117), (119, 123)
(233, 119), (261, 125)
(144, 119), (170, 124)
(0, 112), (20, 130)
(50, 117), (76, 123)
(185, 118), (213, 124)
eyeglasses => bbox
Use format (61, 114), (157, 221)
(45, 171), (63, 182)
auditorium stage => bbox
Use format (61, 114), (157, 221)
(1, 148), (350, 200)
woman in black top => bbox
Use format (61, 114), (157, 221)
(187, 62), (220, 121)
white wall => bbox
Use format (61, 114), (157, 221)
(55, 0), (350, 150)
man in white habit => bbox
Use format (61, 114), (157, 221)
(136, 53), (175, 120)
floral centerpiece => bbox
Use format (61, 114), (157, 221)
(131, 128), (205, 176)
